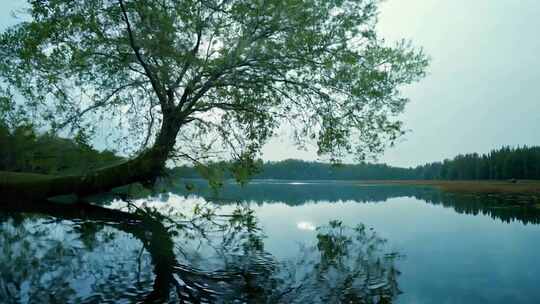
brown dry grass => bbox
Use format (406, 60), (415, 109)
(358, 180), (540, 194)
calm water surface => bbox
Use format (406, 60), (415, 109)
(1, 180), (540, 303)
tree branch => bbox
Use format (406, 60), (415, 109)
(170, 21), (203, 93)
(118, 0), (169, 109)
(55, 81), (142, 131)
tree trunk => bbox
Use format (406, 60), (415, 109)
(0, 115), (182, 202)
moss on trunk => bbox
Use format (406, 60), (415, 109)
(0, 143), (169, 202)
(1, 113), (183, 202)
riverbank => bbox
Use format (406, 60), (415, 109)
(359, 180), (540, 195)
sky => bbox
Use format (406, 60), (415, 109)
(262, 0), (540, 167)
(1, 1), (539, 168)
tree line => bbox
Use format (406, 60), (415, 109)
(413, 146), (540, 180)
(172, 146), (540, 181)
(3, 123), (538, 181)
(0, 124), (122, 175)
(171, 159), (416, 181)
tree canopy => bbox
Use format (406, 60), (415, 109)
(0, 0), (428, 172)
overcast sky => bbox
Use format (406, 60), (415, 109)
(2, 1), (539, 167)
(263, 0), (540, 167)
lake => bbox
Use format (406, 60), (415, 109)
(2, 179), (540, 303)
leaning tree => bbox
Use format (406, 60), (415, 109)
(0, 0), (428, 200)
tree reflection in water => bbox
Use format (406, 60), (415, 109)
(0, 198), (401, 303)
(260, 220), (400, 304)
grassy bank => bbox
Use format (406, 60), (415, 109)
(360, 180), (540, 195)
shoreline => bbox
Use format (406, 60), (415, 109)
(358, 180), (540, 195)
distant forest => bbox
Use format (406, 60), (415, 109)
(173, 146), (540, 181)
(414, 146), (540, 180)
(2, 124), (539, 180)
(0, 124), (122, 175)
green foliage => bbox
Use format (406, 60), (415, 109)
(0, 0), (428, 167)
(230, 158), (263, 185)
(0, 124), (123, 174)
(194, 162), (226, 191)
(413, 146), (540, 181)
